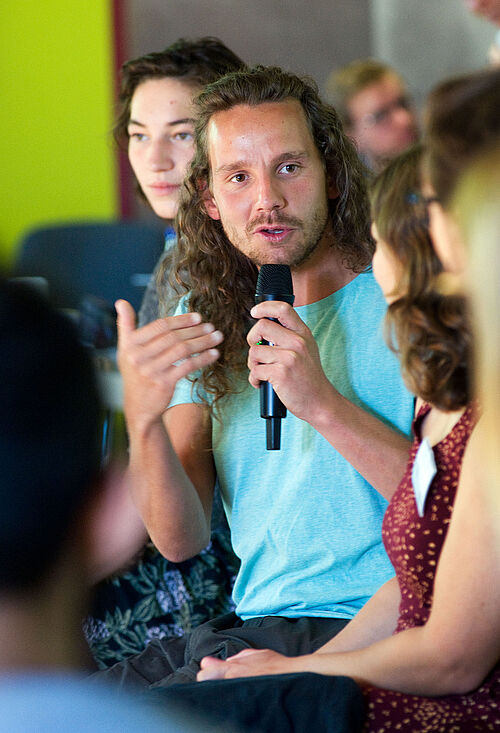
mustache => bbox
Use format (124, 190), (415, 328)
(247, 213), (303, 235)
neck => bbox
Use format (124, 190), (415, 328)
(291, 232), (358, 306)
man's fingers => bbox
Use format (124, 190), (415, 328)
(167, 347), (221, 383)
(250, 300), (300, 328)
(199, 656), (224, 669)
(138, 329), (223, 374)
(131, 324), (223, 362)
(197, 656), (228, 682)
(127, 312), (204, 347)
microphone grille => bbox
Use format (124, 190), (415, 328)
(255, 264), (293, 296)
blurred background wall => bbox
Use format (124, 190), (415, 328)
(0, 1), (117, 267)
(0, 0), (495, 266)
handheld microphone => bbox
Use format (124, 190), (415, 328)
(254, 264), (295, 450)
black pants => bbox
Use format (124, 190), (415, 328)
(151, 672), (366, 733)
(96, 612), (349, 690)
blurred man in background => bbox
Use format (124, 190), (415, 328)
(325, 58), (419, 173)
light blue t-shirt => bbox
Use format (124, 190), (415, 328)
(170, 271), (413, 620)
(0, 672), (210, 732)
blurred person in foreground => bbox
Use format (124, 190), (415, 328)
(454, 143), (500, 516)
(0, 279), (219, 732)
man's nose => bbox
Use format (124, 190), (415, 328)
(391, 104), (416, 130)
(255, 176), (286, 212)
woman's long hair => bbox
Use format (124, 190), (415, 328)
(370, 145), (471, 411)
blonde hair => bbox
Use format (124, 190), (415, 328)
(453, 143), (500, 489)
(325, 58), (403, 126)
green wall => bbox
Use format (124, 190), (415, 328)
(0, 1), (117, 267)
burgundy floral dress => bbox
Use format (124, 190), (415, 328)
(364, 402), (500, 732)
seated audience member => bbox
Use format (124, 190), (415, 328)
(0, 280), (216, 732)
(86, 37), (243, 669)
(96, 65), (414, 689)
(325, 58), (419, 173)
(189, 144), (499, 731)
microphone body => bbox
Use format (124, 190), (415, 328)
(254, 264), (295, 450)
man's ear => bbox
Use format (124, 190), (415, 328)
(200, 180), (220, 221)
(327, 177), (339, 200)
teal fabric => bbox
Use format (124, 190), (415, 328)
(170, 271), (413, 621)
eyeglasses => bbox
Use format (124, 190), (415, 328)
(363, 95), (413, 127)
(406, 192), (441, 206)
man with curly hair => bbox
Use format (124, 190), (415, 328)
(104, 65), (414, 689)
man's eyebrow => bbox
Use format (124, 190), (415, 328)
(128, 117), (195, 128)
(215, 151), (310, 176)
(215, 160), (249, 175)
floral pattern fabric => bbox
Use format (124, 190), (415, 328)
(85, 246), (239, 670)
(85, 528), (239, 669)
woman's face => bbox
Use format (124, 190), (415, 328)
(423, 183), (466, 276)
(371, 223), (404, 303)
(128, 77), (197, 220)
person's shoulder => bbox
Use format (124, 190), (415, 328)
(173, 291), (192, 316)
(340, 267), (385, 304)
(0, 673), (203, 733)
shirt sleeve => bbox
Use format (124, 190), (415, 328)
(168, 294), (209, 409)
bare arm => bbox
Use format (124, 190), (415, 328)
(247, 301), (410, 500)
(87, 466), (149, 581)
(116, 299), (223, 561)
(315, 576), (401, 654)
(199, 426), (500, 695)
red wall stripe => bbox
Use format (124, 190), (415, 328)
(111, 0), (134, 218)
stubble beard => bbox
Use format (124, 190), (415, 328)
(222, 203), (331, 269)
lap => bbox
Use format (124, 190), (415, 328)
(148, 672), (365, 733)
(95, 613), (349, 690)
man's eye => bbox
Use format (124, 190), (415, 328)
(230, 173), (248, 183)
(279, 163), (299, 175)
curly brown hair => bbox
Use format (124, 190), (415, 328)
(163, 65), (373, 409)
(370, 144), (471, 411)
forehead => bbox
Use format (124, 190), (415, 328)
(130, 77), (196, 118)
(348, 74), (406, 119)
(206, 99), (319, 170)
